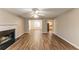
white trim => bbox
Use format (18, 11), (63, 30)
(54, 33), (79, 49)
(15, 33), (25, 39)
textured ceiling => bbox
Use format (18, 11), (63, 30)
(4, 8), (71, 19)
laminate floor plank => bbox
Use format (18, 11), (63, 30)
(6, 30), (77, 50)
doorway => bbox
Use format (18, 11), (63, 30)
(47, 20), (54, 33)
(29, 20), (42, 32)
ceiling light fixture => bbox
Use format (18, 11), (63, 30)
(33, 14), (39, 18)
(32, 8), (39, 18)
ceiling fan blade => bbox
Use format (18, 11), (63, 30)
(37, 14), (45, 16)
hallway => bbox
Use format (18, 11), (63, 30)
(7, 30), (77, 50)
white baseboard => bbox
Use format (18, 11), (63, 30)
(15, 33), (25, 39)
(54, 33), (79, 49)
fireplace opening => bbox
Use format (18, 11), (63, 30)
(0, 29), (15, 50)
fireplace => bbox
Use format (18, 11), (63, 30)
(0, 29), (15, 50)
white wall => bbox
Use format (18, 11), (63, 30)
(55, 9), (79, 48)
(0, 9), (25, 38)
(24, 19), (29, 33)
(42, 19), (47, 33)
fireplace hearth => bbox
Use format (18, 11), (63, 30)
(0, 29), (15, 50)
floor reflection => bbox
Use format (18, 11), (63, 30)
(29, 29), (53, 49)
(7, 29), (77, 50)
(29, 29), (43, 49)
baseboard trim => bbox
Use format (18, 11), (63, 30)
(54, 33), (79, 49)
(16, 33), (25, 41)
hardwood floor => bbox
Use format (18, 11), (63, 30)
(6, 30), (77, 50)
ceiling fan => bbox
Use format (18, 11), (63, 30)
(31, 8), (45, 18)
(22, 8), (45, 18)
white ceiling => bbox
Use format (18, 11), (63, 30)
(4, 8), (71, 19)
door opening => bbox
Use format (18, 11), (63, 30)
(29, 20), (42, 32)
(47, 20), (54, 33)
